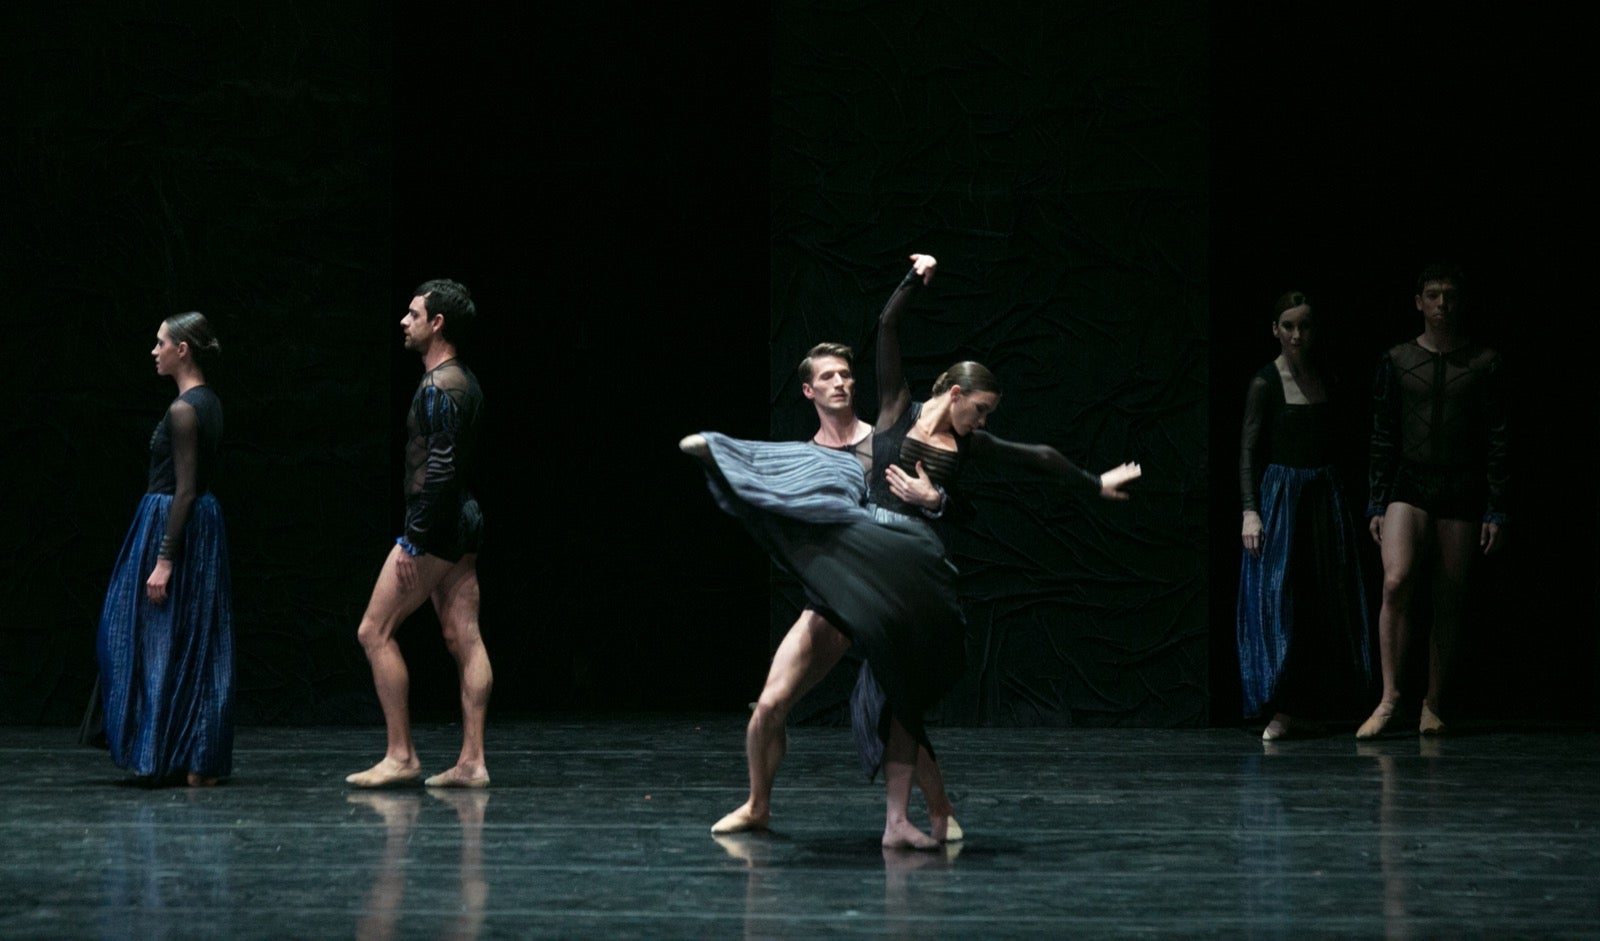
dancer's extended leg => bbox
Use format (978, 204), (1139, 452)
(712, 609), (850, 833)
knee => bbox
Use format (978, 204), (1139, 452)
(356, 617), (393, 652)
(1381, 572), (1413, 602)
(750, 697), (789, 732)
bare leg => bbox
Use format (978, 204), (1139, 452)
(882, 717), (937, 849)
(712, 609), (850, 833)
(1421, 519), (1476, 734)
(914, 748), (961, 842)
(348, 546), (456, 786)
(426, 555), (493, 787)
(1360, 504), (1428, 738)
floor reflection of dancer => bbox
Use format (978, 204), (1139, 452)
(691, 255), (1138, 848)
(347, 279), (493, 788)
(96, 312), (233, 787)
(349, 792), (420, 941)
(1236, 292), (1373, 741)
(1358, 265), (1508, 738)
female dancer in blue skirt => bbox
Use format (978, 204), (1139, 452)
(97, 312), (233, 786)
(1236, 292), (1373, 739)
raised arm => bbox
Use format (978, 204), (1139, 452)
(147, 400), (199, 604)
(874, 254), (936, 431)
(967, 430), (1140, 501)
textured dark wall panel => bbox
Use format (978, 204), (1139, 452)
(770, 1), (1210, 727)
(3, 3), (393, 723)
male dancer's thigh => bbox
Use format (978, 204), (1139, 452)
(362, 545), (459, 635)
(760, 608), (850, 707)
(1380, 502), (1431, 583)
(431, 553), (482, 641)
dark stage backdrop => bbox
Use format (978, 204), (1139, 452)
(3, 2), (395, 724)
(769, 2), (1211, 728)
(1208, 5), (1599, 724)
(5, 3), (1594, 730)
(1, 2), (772, 725)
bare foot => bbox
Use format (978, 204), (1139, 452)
(185, 774), (220, 788)
(931, 814), (964, 843)
(882, 818), (938, 850)
(424, 765), (490, 789)
(1262, 713), (1292, 741)
(1356, 700), (1397, 739)
(711, 802), (769, 835)
(346, 756), (423, 788)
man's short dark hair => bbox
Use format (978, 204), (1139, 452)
(797, 342), (853, 385)
(414, 279), (476, 341)
(1415, 264), (1465, 295)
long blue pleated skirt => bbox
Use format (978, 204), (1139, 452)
(97, 492), (234, 779)
(1236, 464), (1373, 719)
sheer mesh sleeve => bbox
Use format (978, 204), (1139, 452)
(1482, 351), (1510, 524)
(158, 400), (199, 560)
(1367, 351), (1400, 518)
(967, 430), (1101, 494)
(873, 268), (922, 432)
(1239, 372), (1271, 513)
(404, 367), (473, 553)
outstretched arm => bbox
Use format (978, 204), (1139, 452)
(874, 254), (937, 431)
(968, 430), (1140, 500)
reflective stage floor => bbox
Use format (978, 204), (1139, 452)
(1, 717), (1596, 938)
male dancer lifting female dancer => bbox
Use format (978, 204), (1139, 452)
(685, 254), (1140, 848)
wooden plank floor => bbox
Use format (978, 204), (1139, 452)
(1, 717), (1596, 938)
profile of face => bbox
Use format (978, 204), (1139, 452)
(401, 294), (441, 351)
(947, 387), (1000, 436)
(151, 322), (185, 376)
(1415, 279), (1460, 327)
(802, 355), (856, 414)
(1272, 303), (1314, 357)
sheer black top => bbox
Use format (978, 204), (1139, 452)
(1238, 364), (1341, 513)
(403, 360), (483, 554)
(147, 385), (223, 558)
(1368, 341), (1509, 521)
(868, 265), (1101, 521)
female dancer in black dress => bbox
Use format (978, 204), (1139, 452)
(97, 312), (233, 786)
(1236, 292), (1373, 740)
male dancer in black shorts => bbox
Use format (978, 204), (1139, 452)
(1360, 264), (1508, 737)
(347, 279), (493, 788)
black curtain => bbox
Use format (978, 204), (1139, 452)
(770, 1), (1211, 728)
(3, 2), (1592, 729)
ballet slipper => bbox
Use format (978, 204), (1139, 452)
(1418, 701), (1446, 735)
(1262, 713), (1292, 741)
(711, 805), (770, 835)
(424, 767), (490, 789)
(1356, 701), (1397, 739)
(345, 757), (423, 788)
(943, 816), (964, 843)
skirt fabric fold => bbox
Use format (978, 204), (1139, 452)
(97, 492), (234, 779)
(1236, 464), (1373, 719)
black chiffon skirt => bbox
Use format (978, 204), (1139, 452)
(699, 433), (965, 758)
